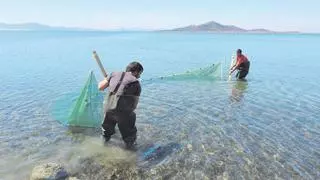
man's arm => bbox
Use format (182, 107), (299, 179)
(229, 56), (239, 74)
(230, 60), (239, 74)
(127, 81), (141, 110)
(98, 78), (109, 91)
(230, 64), (236, 72)
(121, 81), (141, 111)
(99, 73), (113, 91)
(133, 82), (141, 109)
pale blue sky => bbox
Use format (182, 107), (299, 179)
(0, 0), (319, 32)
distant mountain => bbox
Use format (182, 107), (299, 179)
(170, 21), (296, 33)
(0, 23), (91, 31)
(172, 21), (246, 32)
(249, 28), (274, 33)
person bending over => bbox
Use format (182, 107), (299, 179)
(98, 62), (143, 149)
(230, 49), (250, 80)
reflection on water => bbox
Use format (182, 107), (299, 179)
(230, 80), (249, 103)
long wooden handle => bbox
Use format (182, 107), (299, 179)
(92, 51), (108, 78)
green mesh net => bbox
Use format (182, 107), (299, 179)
(152, 63), (222, 81)
(52, 63), (222, 127)
(52, 71), (104, 128)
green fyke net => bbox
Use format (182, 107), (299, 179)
(53, 71), (104, 128)
(53, 63), (222, 127)
(149, 63), (222, 81)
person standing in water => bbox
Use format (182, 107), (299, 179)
(98, 62), (143, 149)
(230, 49), (250, 80)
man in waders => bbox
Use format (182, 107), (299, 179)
(230, 49), (250, 80)
(98, 62), (143, 149)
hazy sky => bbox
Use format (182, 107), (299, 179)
(0, 0), (319, 32)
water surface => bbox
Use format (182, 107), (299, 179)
(0, 31), (319, 179)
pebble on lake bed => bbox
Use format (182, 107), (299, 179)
(68, 177), (79, 180)
(30, 163), (68, 180)
(187, 144), (193, 151)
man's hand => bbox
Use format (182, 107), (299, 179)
(98, 78), (109, 91)
(229, 67), (235, 74)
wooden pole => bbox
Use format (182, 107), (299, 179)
(92, 51), (108, 78)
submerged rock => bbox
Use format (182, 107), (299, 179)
(30, 163), (68, 180)
(70, 154), (139, 180)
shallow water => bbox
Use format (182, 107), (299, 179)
(0, 31), (319, 179)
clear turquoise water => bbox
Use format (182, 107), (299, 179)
(0, 31), (319, 179)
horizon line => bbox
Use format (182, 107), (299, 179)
(0, 21), (319, 34)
